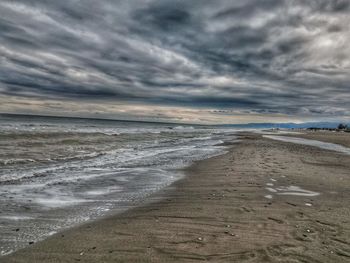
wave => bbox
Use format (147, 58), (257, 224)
(0, 117), (238, 257)
(0, 158), (37, 166)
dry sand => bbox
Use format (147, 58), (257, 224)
(3, 132), (350, 262)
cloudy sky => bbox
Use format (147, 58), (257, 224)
(0, 0), (349, 124)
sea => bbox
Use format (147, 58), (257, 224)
(0, 114), (238, 256)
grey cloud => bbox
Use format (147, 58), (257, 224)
(0, 0), (349, 119)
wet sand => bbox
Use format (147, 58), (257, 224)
(4, 132), (350, 262)
(285, 130), (350, 148)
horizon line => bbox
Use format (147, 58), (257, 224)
(1, 112), (348, 127)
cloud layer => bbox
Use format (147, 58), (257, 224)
(0, 0), (349, 123)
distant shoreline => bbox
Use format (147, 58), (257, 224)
(2, 112), (349, 130)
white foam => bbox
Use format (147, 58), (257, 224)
(0, 215), (34, 221)
(1, 249), (14, 256)
(85, 186), (122, 196)
(264, 195), (273, 199)
(34, 197), (88, 208)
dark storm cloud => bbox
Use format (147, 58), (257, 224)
(0, 0), (349, 118)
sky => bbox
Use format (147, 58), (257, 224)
(0, 0), (349, 124)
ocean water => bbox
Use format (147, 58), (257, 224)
(0, 114), (237, 256)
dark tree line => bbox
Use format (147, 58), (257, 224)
(338, 123), (348, 130)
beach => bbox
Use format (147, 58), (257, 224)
(0, 115), (233, 255)
(284, 130), (350, 148)
(4, 132), (350, 262)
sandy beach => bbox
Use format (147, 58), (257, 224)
(4, 132), (350, 262)
(285, 130), (350, 148)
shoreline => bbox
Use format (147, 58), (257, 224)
(4, 132), (350, 262)
(0, 121), (229, 257)
(283, 130), (350, 148)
